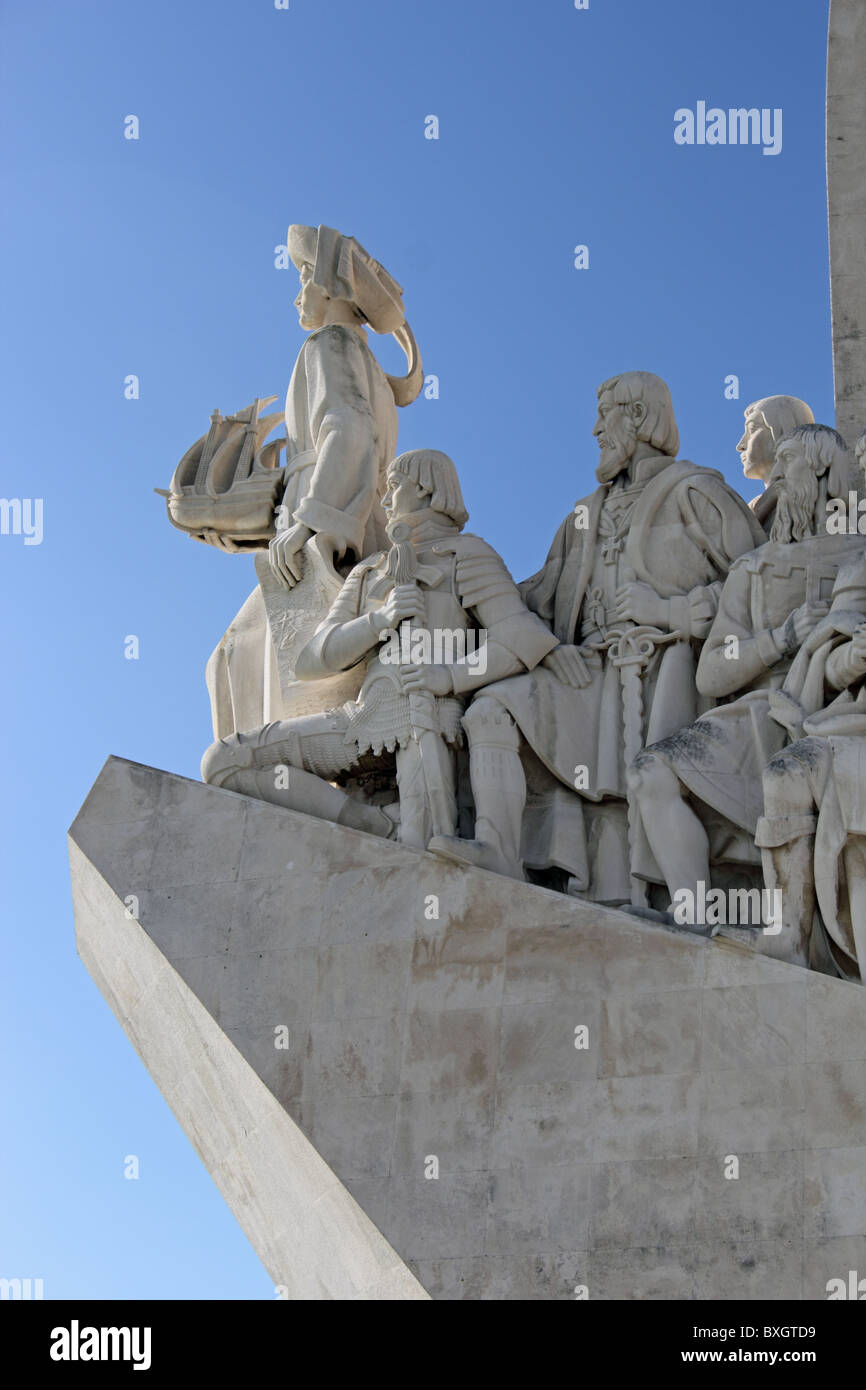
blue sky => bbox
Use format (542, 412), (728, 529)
(1, 0), (834, 1297)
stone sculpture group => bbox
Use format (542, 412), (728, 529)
(162, 224), (866, 985)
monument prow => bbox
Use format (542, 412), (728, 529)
(70, 757), (866, 1299)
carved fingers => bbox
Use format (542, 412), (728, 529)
(543, 644), (592, 689)
(788, 600), (831, 648)
(377, 585), (427, 630)
(268, 521), (314, 588)
(613, 580), (667, 628)
(397, 663), (453, 697)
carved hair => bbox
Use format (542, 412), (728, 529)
(597, 371), (680, 457)
(779, 423), (850, 494)
(388, 449), (469, 529)
(770, 425), (854, 544)
(745, 395), (814, 441)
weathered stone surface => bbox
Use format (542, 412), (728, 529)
(70, 757), (866, 1300)
(828, 0), (866, 450)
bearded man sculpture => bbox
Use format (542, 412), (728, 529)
(756, 431), (866, 977)
(629, 423), (859, 928)
(427, 371), (764, 898)
(737, 394), (815, 530)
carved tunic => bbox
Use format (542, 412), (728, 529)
(487, 458), (763, 798)
(206, 324), (399, 738)
(283, 323), (397, 560)
(645, 533), (863, 839)
(756, 549), (866, 976)
(297, 530), (557, 757)
(473, 456), (763, 891)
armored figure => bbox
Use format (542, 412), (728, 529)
(200, 449), (556, 852)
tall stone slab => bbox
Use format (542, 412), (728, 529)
(828, 0), (866, 448)
(71, 757), (866, 1300)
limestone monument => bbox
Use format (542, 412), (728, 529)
(757, 432), (866, 974)
(630, 424), (860, 934)
(430, 371), (764, 901)
(161, 225), (424, 739)
(69, 0), (866, 1302)
(201, 448), (556, 858)
(737, 394), (815, 529)
(827, 0), (866, 452)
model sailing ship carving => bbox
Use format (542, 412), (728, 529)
(157, 396), (286, 552)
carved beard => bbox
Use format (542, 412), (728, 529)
(596, 429), (636, 484)
(769, 472), (819, 543)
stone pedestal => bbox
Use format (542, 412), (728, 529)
(70, 757), (866, 1300)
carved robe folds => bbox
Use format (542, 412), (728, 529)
(757, 549), (866, 978)
(207, 324), (399, 738)
(480, 457), (764, 899)
(633, 532), (864, 888)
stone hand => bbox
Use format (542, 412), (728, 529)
(779, 599), (831, 652)
(269, 520), (315, 588)
(397, 662), (453, 697)
(372, 586), (427, 632)
(542, 644), (592, 689)
(202, 529), (243, 554)
(613, 580), (669, 629)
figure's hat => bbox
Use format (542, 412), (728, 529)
(287, 224), (423, 406)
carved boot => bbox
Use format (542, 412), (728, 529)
(427, 834), (524, 880)
(428, 696), (526, 880)
(201, 732), (396, 838)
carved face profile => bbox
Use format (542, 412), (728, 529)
(293, 262), (330, 331)
(593, 391), (642, 482)
(769, 424), (848, 543)
(737, 395), (815, 483)
(381, 469), (428, 521)
(737, 406), (776, 481)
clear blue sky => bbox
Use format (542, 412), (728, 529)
(1, 0), (834, 1297)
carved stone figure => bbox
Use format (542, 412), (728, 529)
(267, 224), (422, 587)
(160, 225), (424, 738)
(737, 395), (814, 529)
(757, 432), (866, 977)
(630, 423), (860, 926)
(429, 371), (765, 899)
(200, 450), (556, 854)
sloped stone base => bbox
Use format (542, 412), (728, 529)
(70, 757), (866, 1300)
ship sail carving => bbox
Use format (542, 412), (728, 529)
(157, 397), (287, 551)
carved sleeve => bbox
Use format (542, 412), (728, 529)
(291, 327), (382, 559)
(825, 640), (866, 692)
(696, 560), (784, 698)
(668, 582), (723, 640)
(669, 480), (764, 647)
(295, 560), (381, 680)
(518, 512), (572, 622)
(448, 541), (558, 693)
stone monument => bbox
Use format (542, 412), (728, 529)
(70, 3), (866, 1300)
